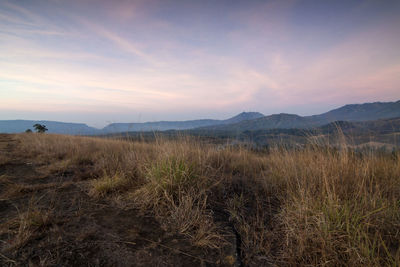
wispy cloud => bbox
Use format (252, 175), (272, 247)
(78, 18), (156, 63)
(2, 1), (44, 24)
(1, 0), (399, 125)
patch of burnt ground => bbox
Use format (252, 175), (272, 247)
(0, 134), (246, 266)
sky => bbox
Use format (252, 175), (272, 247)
(1, 0), (400, 128)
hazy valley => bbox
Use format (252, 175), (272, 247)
(1, 100), (400, 133)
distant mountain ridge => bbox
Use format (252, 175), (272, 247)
(310, 100), (400, 123)
(198, 113), (316, 132)
(102, 112), (264, 132)
(0, 112), (265, 134)
(198, 100), (400, 132)
(0, 120), (98, 135)
(1, 100), (399, 134)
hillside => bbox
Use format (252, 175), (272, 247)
(197, 100), (400, 132)
(0, 113), (264, 135)
(103, 119), (220, 132)
(220, 112), (265, 124)
(197, 113), (316, 132)
(318, 117), (400, 135)
(311, 100), (400, 123)
(182, 117), (400, 148)
(102, 112), (264, 133)
(0, 133), (398, 266)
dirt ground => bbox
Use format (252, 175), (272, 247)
(0, 134), (238, 266)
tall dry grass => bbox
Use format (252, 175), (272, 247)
(14, 133), (400, 266)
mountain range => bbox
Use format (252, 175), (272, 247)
(1, 100), (399, 135)
(199, 100), (400, 132)
(0, 120), (98, 135)
(102, 112), (264, 132)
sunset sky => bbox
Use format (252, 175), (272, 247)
(1, 0), (400, 127)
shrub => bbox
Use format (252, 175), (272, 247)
(33, 124), (48, 133)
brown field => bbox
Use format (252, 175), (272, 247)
(0, 133), (399, 266)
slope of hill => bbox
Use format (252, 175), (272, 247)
(318, 117), (400, 135)
(197, 100), (400, 133)
(0, 120), (98, 135)
(1, 133), (398, 266)
(102, 112), (264, 133)
(103, 119), (219, 132)
(0, 113), (264, 134)
(232, 117), (400, 147)
(174, 117), (400, 149)
(310, 100), (400, 123)
(221, 112), (264, 124)
(198, 113), (316, 132)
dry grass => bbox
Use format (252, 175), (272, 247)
(1, 196), (53, 251)
(89, 172), (133, 197)
(266, 148), (400, 266)
(11, 133), (400, 266)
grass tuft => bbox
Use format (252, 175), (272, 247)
(89, 172), (133, 197)
(1, 197), (53, 251)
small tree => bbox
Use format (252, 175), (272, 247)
(25, 129), (32, 133)
(33, 124), (48, 133)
